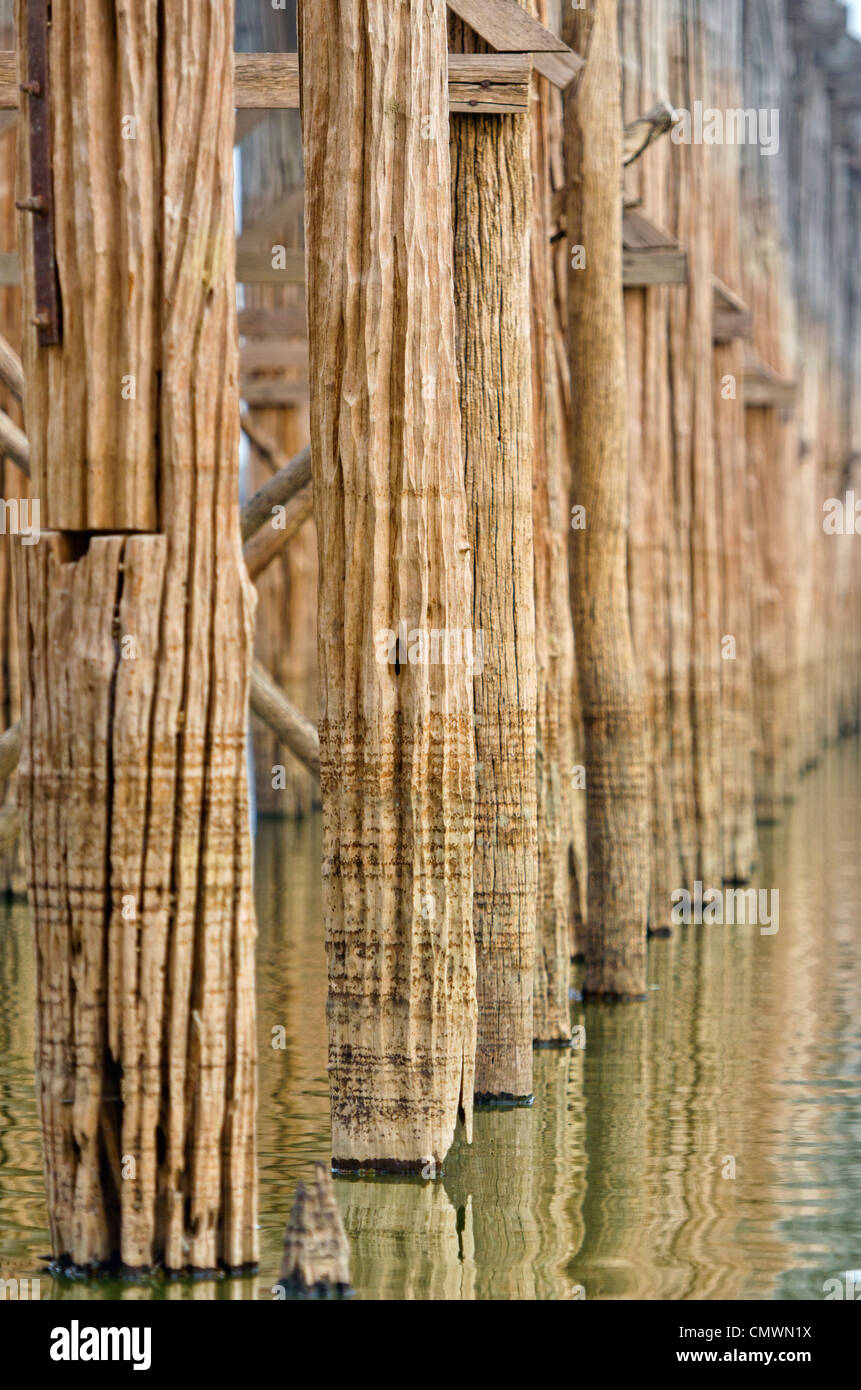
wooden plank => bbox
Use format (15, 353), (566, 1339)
(447, 0), (570, 50)
(0, 50), (14, 107)
(236, 246), (305, 284)
(449, 55), (531, 112)
(1, 50), (539, 115)
(744, 359), (797, 409)
(239, 304), (307, 338)
(621, 208), (687, 286)
(447, 0), (583, 87)
(240, 377), (310, 409)
(234, 52), (298, 108)
(713, 276), (752, 342)
(1, 244), (303, 289)
(622, 207), (680, 250)
(622, 248), (688, 287)
(240, 339), (309, 373)
(445, 0), (586, 86)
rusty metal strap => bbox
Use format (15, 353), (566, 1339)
(17, 0), (61, 346)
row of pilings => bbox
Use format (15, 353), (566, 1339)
(0, 0), (857, 1273)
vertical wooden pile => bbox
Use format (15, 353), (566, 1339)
(665, 0), (722, 888)
(449, 19), (538, 1102)
(14, 0), (257, 1272)
(740, 0), (800, 821)
(785, 5), (861, 759)
(526, 0), (575, 1039)
(707, 0), (758, 883)
(618, 0), (681, 931)
(299, 0), (477, 1170)
(0, 0), (24, 894)
(565, 0), (649, 997)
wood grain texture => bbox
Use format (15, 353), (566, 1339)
(450, 19), (537, 1101)
(14, 0), (257, 1274)
(0, 111), (24, 895)
(278, 1163), (351, 1296)
(524, 0), (574, 1040)
(300, 0), (477, 1170)
(16, 4), (159, 530)
(708, 0), (758, 885)
(565, 0), (649, 997)
(447, 0), (583, 87)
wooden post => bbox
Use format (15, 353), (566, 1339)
(564, 0), (649, 997)
(13, 0), (257, 1273)
(708, 0), (758, 883)
(526, 0), (574, 1044)
(449, 19), (537, 1103)
(0, 0), (23, 896)
(299, 0), (477, 1171)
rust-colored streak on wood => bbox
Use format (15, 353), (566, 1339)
(16, 4), (159, 530)
(300, 0), (477, 1170)
(20, 0), (60, 344)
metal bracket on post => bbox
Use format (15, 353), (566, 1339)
(16, 0), (61, 346)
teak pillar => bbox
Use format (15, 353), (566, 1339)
(564, 0), (649, 998)
(13, 0), (257, 1273)
(526, 0), (574, 1044)
(299, 0), (477, 1170)
(449, 21), (537, 1103)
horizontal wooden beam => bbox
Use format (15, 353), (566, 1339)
(0, 246), (309, 289)
(239, 305), (307, 339)
(3, 245), (307, 289)
(622, 208), (688, 287)
(622, 248), (688, 287)
(0, 52), (532, 117)
(744, 358), (797, 409)
(446, 0), (583, 87)
(236, 247), (305, 284)
(240, 340), (308, 374)
(234, 52), (298, 108)
(241, 378), (310, 410)
(713, 276), (752, 343)
(449, 55), (531, 112)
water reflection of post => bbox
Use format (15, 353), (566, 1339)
(441, 1049), (586, 1300)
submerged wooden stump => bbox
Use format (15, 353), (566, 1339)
(277, 1164), (352, 1299)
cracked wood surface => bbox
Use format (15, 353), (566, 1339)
(14, 0), (257, 1272)
(565, 0), (649, 997)
(300, 0), (476, 1169)
(450, 19), (537, 1100)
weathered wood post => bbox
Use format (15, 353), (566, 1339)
(13, 0), (257, 1272)
(299, 0), (477, 1171)
(525, 0), (576, 1044)
(564, 0), (650, 997)
(0, 2), (24, 896)
(448, 18), (537, 1105)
